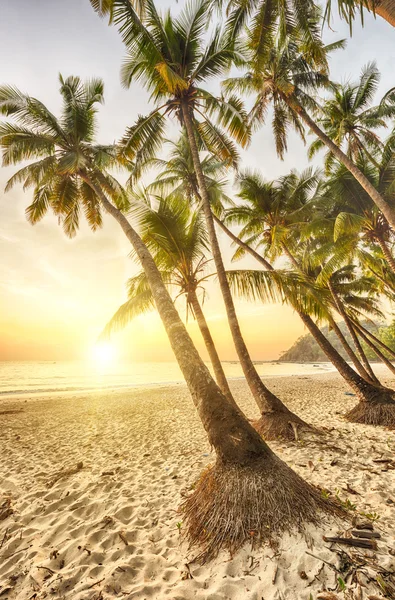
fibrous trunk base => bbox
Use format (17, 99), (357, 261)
(253, 410), (318, 441)
(181, 455), (343, 563)
(346, 398), (395, 427)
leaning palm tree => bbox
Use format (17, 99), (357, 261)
(91, 0), (312, 440)
(226, 169), (395, 425)
(0, 74), (337, 561)
(103, 192), (234, 404)
(223, 37), (395, 229)
(327, 148), (395, 274)
(308, 63), (393, 173)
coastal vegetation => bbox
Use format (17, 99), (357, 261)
(280, 320), (395, 362)
(1, 0), (395, 567)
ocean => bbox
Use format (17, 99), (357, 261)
(0, 360), (335, 398)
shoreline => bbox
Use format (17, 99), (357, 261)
(0, 362), (337, 401)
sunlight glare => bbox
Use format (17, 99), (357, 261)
(91, 341), (117, 368)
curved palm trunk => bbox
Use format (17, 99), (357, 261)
(327, 281), (380, 384)
(328, 316), (376, 382)
(215, 217), (395, 424)
(372, 0), (395, 26)
(353, 323), (395, 377)
(82, 176), (332, 561)
(181, 102), (313, 440)
(293, 102), (395, 230)
(376, 235), (395, 274)
(281, 243), (375, 382)
(188, 289), (235, 407)
(357, 321), (395, 360)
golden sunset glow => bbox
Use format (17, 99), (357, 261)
(91, 341), (117, 367)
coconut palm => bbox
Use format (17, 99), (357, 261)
(0, 73), (337, 561)
(223, 37), (395, 229)
(308, 63), (394, 173)
(90, 0), (314, 440)
(225, 168), (395, 425)
(326, 146), (395, 274)
(325, 0), (395, 28)
(225, 0), (327, 69)
(103, 193), (234, 403)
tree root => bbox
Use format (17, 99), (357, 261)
(253, 410), (319, 441)
(181, 455), (344, 563)
(346, 399), (395, 427)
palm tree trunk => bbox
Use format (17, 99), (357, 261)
(294, 102), (395, 230)
(327, 282), (380, 384)
(188, 289), (235, 407)
(376, 235), (395, 274)
(214, 215), (274, 269)
(281, 242), (375, 382)
(357, 321), (395, 359)
(181, 101), (312, 440)
(371, 0), (395, 26)
(214, 216), (395, 424)
(80, 174), (269, 461)
(82, 175), (332, 561)
(353, 323), (395, 377)
(328, 316), (376, 383)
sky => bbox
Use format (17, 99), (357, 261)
(0, 0), (394, 363)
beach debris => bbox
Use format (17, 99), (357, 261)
(323, 536), (378, 550)
(272, 564), (279, 584)
(351, 530), (381, 540)
(87, 578), (105, 590)
(0, 409), (24, 416)
(317, 592), (339, 600)
(181, 563), (193, 580)
(299, 570), (308, 580)
(49, 549), (59, 559)
(0, 528), (9, 549)
(118, 530), (128, 545)
(101, 515), (115, 527)
(101, 470), (115, 476)
(0, 497), (13, 521)
(343, 483), (359, 495)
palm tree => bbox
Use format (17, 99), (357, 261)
(225, 169), (395, 425)
(0, 73), (336, 561)
(223, 38), (395, 230)
(90, 0), (312, 440)
(308, 63), (393, 173)
(325, 0), (395, 28)
(327, 151), (395, 275)
(102, 192), (234, 404)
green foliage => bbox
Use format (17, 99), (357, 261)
(280, 320), (395, 362)
(0, 75), (128, 237)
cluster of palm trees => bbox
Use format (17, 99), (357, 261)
(1, 0), (395, 562)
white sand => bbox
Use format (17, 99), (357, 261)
(0, 369), (394, 599)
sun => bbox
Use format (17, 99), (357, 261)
(91, 341), (117, 368)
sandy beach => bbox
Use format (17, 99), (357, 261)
(0, 369), (394, 600)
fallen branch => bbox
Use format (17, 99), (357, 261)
(352, 530), (381, 540)
(305, 551), (340, 572)
(87, 578), (105, 590)
(323, 536), (377, 550)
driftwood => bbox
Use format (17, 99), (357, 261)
(323, 536), (377, 550)
(352, 530), (381, 540)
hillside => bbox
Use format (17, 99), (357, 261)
(279, 321), (395, 362)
